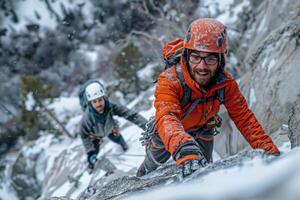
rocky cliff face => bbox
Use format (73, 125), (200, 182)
(214, 0), (300, 157)
(288, 94), (300, 148)
(11, 149), (42, 199)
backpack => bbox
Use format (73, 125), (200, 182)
(140, 39), (225, 146)
(78, 80), (104, 110)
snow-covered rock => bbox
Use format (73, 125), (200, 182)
(214, 0), (300, 157)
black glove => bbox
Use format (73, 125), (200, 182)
(179, 156), (208, 178)
(174, 141), (208, 178)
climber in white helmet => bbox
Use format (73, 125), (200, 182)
(78, 80), (147, 173)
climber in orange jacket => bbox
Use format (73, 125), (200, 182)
(137, 18), (280, 178)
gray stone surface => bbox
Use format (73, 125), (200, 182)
(11, 149), (42, 200)
(288, 94), (300, 148)
(214, 1), (300, 157)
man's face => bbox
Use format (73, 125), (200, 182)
(91, 96), (105, 113)
(188, 50), (219, 87)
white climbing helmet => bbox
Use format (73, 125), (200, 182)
(85, 82), (106, 101)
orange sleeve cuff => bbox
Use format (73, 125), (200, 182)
(265, 145), (280, 154)
(175, 154), (200, 166)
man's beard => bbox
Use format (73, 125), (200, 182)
(96, 105), (104, 113)
(192, 68), (216, 87)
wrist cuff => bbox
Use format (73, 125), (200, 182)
(175, 154), (199, 165)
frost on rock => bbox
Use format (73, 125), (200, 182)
(85, 150), (268, 200)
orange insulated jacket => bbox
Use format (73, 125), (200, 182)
(154, 58), (279, 158)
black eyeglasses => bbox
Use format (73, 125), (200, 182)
(189, 53), (218, 65)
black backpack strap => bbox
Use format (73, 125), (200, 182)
(165, 50), (182, 69)
(182, 96), (216, 120)
(175, 63), (191, 108)
(182, 88), (225, 120)
(182, 98), (204, 120)
(175, 63), (226, 119)
(216, 87), (225, 104)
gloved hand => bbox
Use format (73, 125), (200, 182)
(174, 141), (208, 178)
(87, 151), (98, 167)
(179, 156), (208, 178)
(112, 127), (120, 136)
(89, 154), (98, 164)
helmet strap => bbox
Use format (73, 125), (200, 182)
(219, 53), (225, 71)
(183, 49), (192, 74)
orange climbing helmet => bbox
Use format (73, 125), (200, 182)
(183, 18), (228, 53)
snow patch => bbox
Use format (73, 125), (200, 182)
(25, 92), (35, 111)
(249, 88), (257, 108)
(47, 97), (81, 122)
(216, 0), (250, 24)
(268, 59), (276, 72)
(84, 50), (98, 71)
(5, 0), (93, 32)
(137, 62), (157, 82)
(261, 57), (276, 73)
(257, 15), (267, 34)
(0, 182), (19, 200)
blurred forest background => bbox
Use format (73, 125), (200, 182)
(0, 0), (207, 154)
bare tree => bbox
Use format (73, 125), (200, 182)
(117, 0), (198, 52)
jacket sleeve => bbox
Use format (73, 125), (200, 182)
(224, 80), (280, 154)
(111, 103), (147, 130)
(154, 69), (195, 157)
(79, 117), (96, 153)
